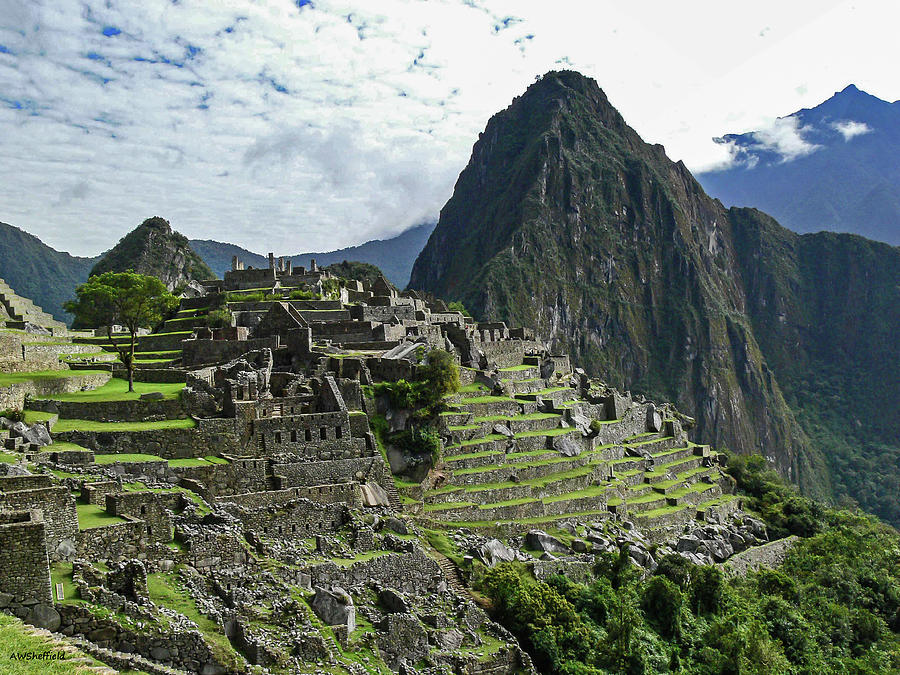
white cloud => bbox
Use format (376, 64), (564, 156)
(0, 0), (898, 255)
(711, 116), (822, 169)
(831, 119), (871, 141)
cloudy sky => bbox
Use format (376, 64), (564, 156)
(1, 0), (898, 256)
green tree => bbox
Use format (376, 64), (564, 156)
(65, 271), (178, 392)
(416, 348), (460, 406)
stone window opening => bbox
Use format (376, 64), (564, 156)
(147, 526), (152, 536)
(320, 427), (327, 440)
(335, 426), (342, 439)
(291, 430), (297, 443)
(275, 431), (282, 444)
(305, 429), (312, 442)
(140, 505), (147, 515)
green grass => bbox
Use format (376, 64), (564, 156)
(76, 503), (127, 530)
(22, 409), (56, 424)
(457, 383), (489, 393)
(147, 570), (244, 671)
(498, 364), (535, 372)
(515, 386), (572, 398)
(458, 395), (517, 404)
(0, 613), (114, 673)
(0, 369), (109, 386)
(38, 378), (184, 402)
(513, 427), (576, 438)
(472, 412), (560, 423)
(53, 417), (196, 432)
(44, 441), (90, 452)
(94, 453), (163, 464)
(50, 562), (79, 604)
(168, 456), (229, 467)
(0, 450), (19, 463)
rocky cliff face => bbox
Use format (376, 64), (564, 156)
(91, 217), (214, 290)
(410, 71), (860, 498)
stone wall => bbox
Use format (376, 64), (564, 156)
(0, 486), (78, 558)
(54, 417), (241, 460)
(77, 518), (145, 561)
(227, 497), (349, 539)
(181, 336), (279, 366)
(106, 492), (172, 544)
(271, 456), (388, 488)
(0, 510), (52, 603)
(308, 549), (444, 596)
(55, 603), (223, 674)
(0, 474), (53, 491)
(29, 397), (186, 422)
(0, 370), (110, 411)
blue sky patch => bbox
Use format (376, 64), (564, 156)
(102, 26), (121, 37)
(0, 44), (10, 54)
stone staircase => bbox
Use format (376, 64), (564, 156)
(0, 277), (67, 333)
(68, 636), (191, 675)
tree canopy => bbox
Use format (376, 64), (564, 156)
(64, 271), (178, 390)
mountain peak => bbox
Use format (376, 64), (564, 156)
(90, 216), (214, 290)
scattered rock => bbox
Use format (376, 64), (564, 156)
(525, 530), (569, 553)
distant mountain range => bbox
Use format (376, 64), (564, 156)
(190, 222), (435, 286)
(697, 84), (900, 245)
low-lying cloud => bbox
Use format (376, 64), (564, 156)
(831, 119), (871, 141)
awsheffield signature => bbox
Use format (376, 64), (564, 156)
(8, 650), (68, 661)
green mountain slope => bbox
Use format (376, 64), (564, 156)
(0, 221), (97, 322)
(91, 216), (214, 290)
(410, 70), (900, 519)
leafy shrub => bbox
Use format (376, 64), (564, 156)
(205, 309), (233, 329)
(447, 300), (472, 317)
(0, 408), (24, 423)
(395, 426), (442, 465)
(289, 288), (317, 300)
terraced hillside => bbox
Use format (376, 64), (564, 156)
(399, 357), (737, 534)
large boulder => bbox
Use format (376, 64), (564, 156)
(11, 421), (51, 447)
(525, 530), (569, 554)
(552, 434), (582, 457)
(311, 586), (355, 633)
(30, 604), (60, 631)
(360, 482), (390, 507)
(646, 403), (663, 432)
(475, 539), (517, 567)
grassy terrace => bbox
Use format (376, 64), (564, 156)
(0, 613), (114, 674)
(0, 369), (109, 386)
(148, 570), (244, 670)
(37, 378), (184, 402)
(456, 395), (517, 404)
(94, 453), (164, 464)
(472, 412), (560, 423)
(76, 502), (127, 529)
(53, 418), (196, 432)
(498, 364), (536, 372)
(515, 386), (572, 398)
